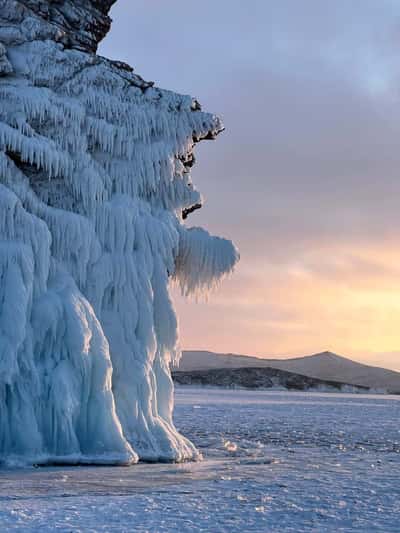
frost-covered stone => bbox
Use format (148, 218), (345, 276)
(0, 0), (116, 52)
(0, 0), (238, 465)
(0, 43), (12, 75)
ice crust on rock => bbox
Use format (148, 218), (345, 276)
(0, 0), (238, 464)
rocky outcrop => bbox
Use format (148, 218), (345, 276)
(172, 367), (371, 393)
(0, 0), (117, 53)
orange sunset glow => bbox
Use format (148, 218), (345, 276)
(173, 241), (400, 371)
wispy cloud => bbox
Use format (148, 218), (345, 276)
(102, 0), (400, 369)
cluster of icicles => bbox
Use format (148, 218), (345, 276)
(0, 36), (238, 464)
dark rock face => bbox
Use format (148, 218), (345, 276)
(172, 367), (371, 392)
(0, 0), (116, 52)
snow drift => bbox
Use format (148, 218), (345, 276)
(0, 0), (238, 464)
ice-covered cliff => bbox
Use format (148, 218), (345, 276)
(0, 0), (238, 465)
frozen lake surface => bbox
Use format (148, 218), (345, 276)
(0, 388), (399, 531)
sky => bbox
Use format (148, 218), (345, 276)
(100, 0), (400, 371)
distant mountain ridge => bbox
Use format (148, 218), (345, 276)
(178, 351), (400, 393)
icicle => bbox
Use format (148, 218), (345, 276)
(175, 227), (239, 297)
(0, 4), (238, 465)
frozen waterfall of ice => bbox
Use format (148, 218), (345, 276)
(0, 0), (238, 464)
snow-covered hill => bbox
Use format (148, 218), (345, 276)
(179, 351), (400, 393)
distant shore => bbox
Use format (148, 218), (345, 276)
(172, 366), (385, 394)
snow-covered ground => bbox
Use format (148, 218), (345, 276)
(0, 388), (399, 532)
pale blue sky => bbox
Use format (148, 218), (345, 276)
(101, 1), (400, 369)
